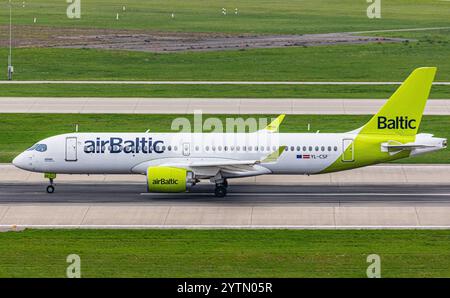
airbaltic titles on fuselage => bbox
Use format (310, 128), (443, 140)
(84, 137), (164, 154)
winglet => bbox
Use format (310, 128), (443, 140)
(263, 114), (285, 133)
(261, 146), (287, 163)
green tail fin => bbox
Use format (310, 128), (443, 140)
(360, 67), (436, 136)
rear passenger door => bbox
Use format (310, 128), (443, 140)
(342, 139), (354, 162)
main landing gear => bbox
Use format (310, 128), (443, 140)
(214, 179), (228, 198)
(45, 173), (56, 194)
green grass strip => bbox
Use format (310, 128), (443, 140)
(0, 229), (449, 278)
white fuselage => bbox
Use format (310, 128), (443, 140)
(13, 131), (445, 179)
(13, 132), (354, 176)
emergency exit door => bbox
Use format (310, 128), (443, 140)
(65, 137), (78, 161)
(342, 139), (354, 162)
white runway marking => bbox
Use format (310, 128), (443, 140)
(0, 81), (449, 85)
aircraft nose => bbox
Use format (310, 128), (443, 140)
(12, 153), (27, 170)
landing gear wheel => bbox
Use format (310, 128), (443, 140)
(46, 185), (55, 194)
(214, 185), (227, 197)
(222, 179), (228, 188)
(46, 177), (55, 194)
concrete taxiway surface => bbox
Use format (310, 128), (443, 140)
(2, 164), (450, 185)
(0, 184), (449, 229)
(1, 97), (450, 115)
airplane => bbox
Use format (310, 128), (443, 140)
(12, 67), (447, 197)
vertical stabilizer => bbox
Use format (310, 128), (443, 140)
(360, 67), (436, 136)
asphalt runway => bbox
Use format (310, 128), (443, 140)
(1, 183), (450, 229)
(1, 183), (449, 205)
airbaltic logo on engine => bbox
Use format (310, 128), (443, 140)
(377, 116), (417, 129)
(152, 178), (179, 185)
(84, 137), (164, 154)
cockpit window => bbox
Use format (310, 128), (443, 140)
(27, 144), (47, 152)
(36, 144), (47, 152)
(26, 144), (38, 151)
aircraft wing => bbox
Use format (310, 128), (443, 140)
(131, 146), (286, 178)
(169, 159), (264, 177)
(181, 159), (261, 167)
(164, 146), (286, 177)
(176, 146), (287, 168)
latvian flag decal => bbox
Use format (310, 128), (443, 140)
(297, 154), (310, 159)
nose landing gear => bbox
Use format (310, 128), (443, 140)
(46, 183), (55, 194)
(44, 173), (56, 194)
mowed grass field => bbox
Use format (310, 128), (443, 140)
(0, 1), (449, 99)
(0, 113), (448, 163)
(0, 29), (449, 101)
(1, 84), (450, 99)
(1, 30), (450, 82)
(1, 229), (449, 278)
(1, 0), (449, 33)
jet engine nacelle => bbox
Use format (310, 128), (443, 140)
(146, 166), (195, 192)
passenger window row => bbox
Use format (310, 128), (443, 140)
(200, 145), (338, 152)
(84, 145), (179, 151)
(85, 145), (338, 153)
(285, 145), (338, 152)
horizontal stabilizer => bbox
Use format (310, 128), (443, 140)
(381, 141), (435, 152)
